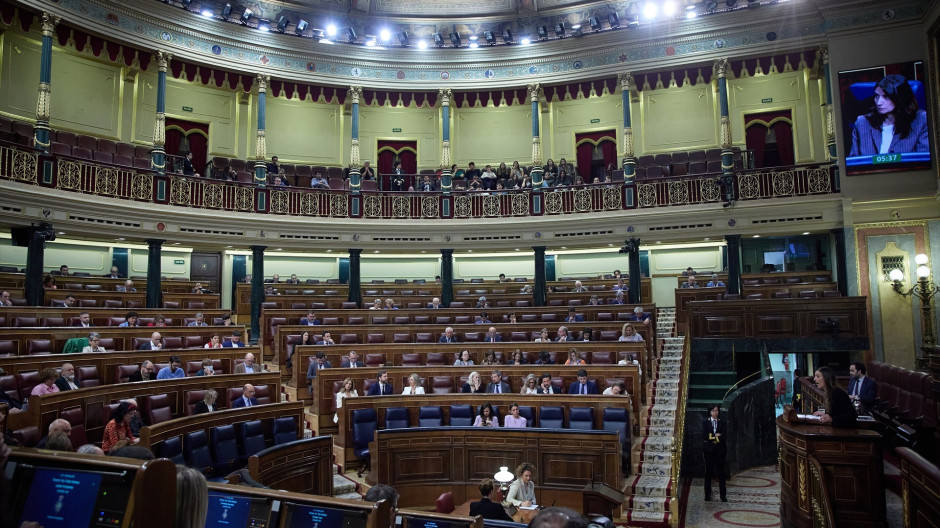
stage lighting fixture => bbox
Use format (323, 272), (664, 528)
(365, 38), (376, 47)
(608, 13), (620, 27)
(554, 22), (565, 36)
(295, 20), (308, 35)
(520, 35), (532, 45)
(433, 32), (444, 46)
(502, 29), (513, 42)
(257, 19), (271, 31)
(344, 27), (357, 41)
(221, 3), (232, 17)
(483, 31), (496, 44)
(536, 25), (548, 39)
(449, 32), (461, 47)
(417, 39), (428, 49)
(276, 16), (289, 32)
(571, 24), (584, 36)
(201, 9), (214, 17)
(469, 42), (479, 48)
(240, 9), (252, 24)
(326, 24), (338, 37)
(588, 17), (601, 31)
(380, 29), (391, 41)
(397, 31), (409, 45)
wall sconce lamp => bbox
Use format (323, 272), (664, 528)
(889, 253), (938, 369)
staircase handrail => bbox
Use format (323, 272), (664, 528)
(720, 370), (763, 402)
(809, 454), (836, 528)
(669, 336), (692, 526)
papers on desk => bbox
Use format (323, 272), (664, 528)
(519, 505), (539, 510)
(857, 415), (875, 422)
(797, 414), (822, 421)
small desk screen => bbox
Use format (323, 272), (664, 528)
(205, 492), (272, 528)
(402, 515), (471, 528)
(279, 502), (369, 528)
(18, 468), (126, 528)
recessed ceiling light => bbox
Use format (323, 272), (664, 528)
(374, 250), (380, 253)
(417, 40), (428, 49)
(608, 243), (614, 246)
(116, 237), (125, 241)
(225, 245), (233, 248)
(57, 231), (66, 235)
(275, 248), (283, 251)
(326, 249), (332, 253)
(704, 237), (710, 241)
(753, 235), (760, 238)
(520, 36), (531, 45)
(326, 24), (337, 37)
(469, 42), (479, 48)
(172, 242), (180, 245)
(201, 9), (214, 17)
(379, 29), (391, 41)
(802, 232), (810, 235)
(656, 241), (662, 244)
(515, 248), (520, 251)
(560, 246), (567, 250)
(467, 250), (473, 253)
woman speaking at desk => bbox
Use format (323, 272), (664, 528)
(813, 366), (857, 428)
(849, 74), (928, 156)
(505, 462), (537, 507)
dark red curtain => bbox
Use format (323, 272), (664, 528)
(376, 141), (417, 174)
(600, 140), (617, 174)
(377, 150), (396, 175)
(575, 143), (594, 180)
(771, 121), (794, 166)
(165, 118), (210, 175)
(745, 125), (767, 168)
(574, 130), (616, 180)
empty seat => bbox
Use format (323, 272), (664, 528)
(385, 409), (409, 430)
(237, 420), (267, 464)
(75, 365), (101, 388)
(209, 424), (240, 476)
(340, 334), (358, 344)
(568, 407), (595, 430)
(449, 405), (474, 426)
(272, 417), (297, 445)
(425, 353), (446, 366)
(143, 393), (173, 425)
(602, 407), (631, 473)
(156, 436), (186, 465)
(365, 353), (386, 367)
(184, 390), (207, 415)
(352, 408), (377, 476)
(418, 406), (444, 427)
(401, 353), (421, 367)
(539, 406), (565, 428)
(184, 430), (214, 475)
(26, 339), (53, 355)
(430, 376), (454, 394)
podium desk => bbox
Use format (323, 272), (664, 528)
(777, 414), (885, 528)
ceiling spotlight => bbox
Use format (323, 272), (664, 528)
(469, 41), (479, 48)
(554, 22), (565, 36)
(295, 19), (308, 35)
(344, 27), (357, 41)
(257, 19), (270, 31)
(501, 29), (513, 42)
(220, 3), (232, 17)
(433, 32), (444, 46)
(685, 0), (698, 9)
(536, 25), (548, 39)
(201, 8), (214, 17)
(379, 28), (391, 41)
(365, 38), (376, 47)
(449, 32), (461, 47)
(608, 12), (620, 27)
(417, 39), (428, 49)
(469, 35), (478, 41)
(276, 16), (289, 32)
(588, 16), (601, 31)
(571, 24), (583, 36)
(642, 2), (657, 19)
(687, 10), (698, 18)
(483, 31), (496, 44)
(520, 35), (531, 45)
(397, 31), (409, 45)
(326, 24), (338, 37)
(240, 8), (252, 24)
(663, 1), (677, 15)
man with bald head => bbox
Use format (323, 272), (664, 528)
(231, 383), (258, 408)
(1, 290), (13, 307)
(484, 327), (502, 343)
(36, 418), (72, 448)
(138, 331), (163, 350)
(234, 352), (261, 373)
(55, 363), (80, 391)
(128, 360), (155, 382)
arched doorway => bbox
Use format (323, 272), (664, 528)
(165, 117), (209, 175)
(744, 110), (794, 168)
(575, 130), (617, 183)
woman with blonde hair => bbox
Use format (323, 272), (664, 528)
(462, 371), (485, 393)
(402, 373), (425, 395)
(175, 466), (208, 528)
(194, 389), (217, 414)
(619, 323), (644, 342)
(520, 374), (539, 394)
(335, 377), (358, 423)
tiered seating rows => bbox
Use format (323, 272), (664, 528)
(635, 147), (745, 180)
(0, 325), (245, 356)
(0, 307), (232, 328)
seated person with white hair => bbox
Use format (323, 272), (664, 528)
(629, 306), (650, 324)
(706, 274), (726, 287)
(234, 352), (261, 373)
(81, 332), (108, 353)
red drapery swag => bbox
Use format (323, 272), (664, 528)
(165, 117), (209, 174)
(744, 110), (793, 168)
(376, 141), (417, 175)
(574, 130), (617, 181)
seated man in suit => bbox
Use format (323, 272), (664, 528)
(484, 327), (502, 343)
(316, 332), (335, 345)
(470, 479), (513, 522)
(629, 306), (651, 324)
(306, 352), (332, 395)
(156, 355), (185, 379)
(427, 297), (442, 309)
(341, 350), (364, 368)
(105, 266), (121, 279)
(568, 369), (598, 394)
(231, 384), (258, 408)
(680, 276), (700, 288)
(301, 310), (321, 326)
(139, 332), (163, 351)
(54, 362), (80, 391)
(187, 312), (208, 326)
(609, 291), (625, 305)
(128, 360), (155, 382)
(555, 326), (574, 342)
(286, 274), (301, 285)
(222, 331), (247, 347)
(439, 327), (459, 343)
(367, 369), (394, 395)
(115, 279), (137, 293)
(536, 373), (557, 394)
(847, 362), (878, 411)
(706, 274), (726, 288)
(234, 352), (262, 373)
(486, 370), (511, 394)
(565, 308), (584, 323)
(74, 311), (93, 328)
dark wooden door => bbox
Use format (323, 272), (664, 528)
(190, 252), (221, 293)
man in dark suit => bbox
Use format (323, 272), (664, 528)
(138, 332), (163, 351)
(427, 297), (442, 309)
(847, 362), (877, 411)
(439, 327), (459, 343)
(367, 370), (394, 395)
(231, 384), (258, 408)
(470, 479), (513, 522)
(340, 351), (364, 368)
(702, 404), (727, 502)
(554, 326), (574, 342)
(483, 327), (502, 343)
(306, 352), (332, 395)
(128, 360), (155, 382)
(301, 310), (321, 326)
(54, 362), (80, 391)
(74, 311), (92, 327)
(568, 369), (598, 394)
(105, 266), (121, 279)
(486, 370), (511, 394)
(536, 373), (556, 394)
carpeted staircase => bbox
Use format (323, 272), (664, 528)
(333, 464), (362, 500)
(622, 308), (684, 526)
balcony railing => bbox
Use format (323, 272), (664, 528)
(0, 143), (837, 219)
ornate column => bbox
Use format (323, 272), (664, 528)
(32, 13), (60, 153)
(249, 245), (266, 344)
(348, 85), (363, 194)
(619, 72), (636, 183)
(150, 50), (171, 174)
(253, 74), (269, 186)
(626, 238), (641, 304)
(831, 228), (848, 296)
(145, 239), (164, 309)
(528, 84), (544, 190)
(441, 249), (454, 307)
(819, 46), (841, 192)
(533, 246), (547, 307)
(348, 249), (362, 308)
(715, 58), (736, 204)
(439, 89), (453, 195)
(725, 235), (742, 295)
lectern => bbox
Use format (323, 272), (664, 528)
(582, 481), (625, 519)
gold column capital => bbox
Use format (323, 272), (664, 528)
(618, 72), (634, 92)
(714, 57), (730, 79)
(527, 83), (542, 102)
(817, 45), (829, 65)
(256, 74), (269, 93)
(438, 88), (452, 107)
(348, 85), (363, 104)
(155, 50), (172, 72)
(41, 12), (61, 37)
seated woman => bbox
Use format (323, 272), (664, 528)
(204, 333), (223, 349)
(619, 323), (644, 342)
(474, 402), (499, 428)
(149, 314), (167, 327)
(520, 374), (539, 394)
(813, 366), (857, 427)
(102, 401), (139, 453)
(286, 331), (314, 369)
(564, 349), (585, 365)
(81, 332), (108, 353)
(462, 371), (486, 394)
(603, 381), (627, 395)
(193, 389), (218, 414)
(503, 403), (527, 428)
(454, 349), (475, 366)
(402, 373), (425, 395)
(43, 275), (56, 290)
(335, 377), (358, 423)
(481, 349), (501, 366)
(507, 349), (527, 366)
(30, 368), (60, 396)
(533, 328), (551, 343)
(504, 462), (536, 507)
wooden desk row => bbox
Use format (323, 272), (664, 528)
(309, 364), (640, 434)
(0, 307), (234, 327)
(739, 282), (838, 299)
(272, 321), (653, 368)
(0, 325), (247, 356)
(375, 427), (622, 512)
(686, 297), (869, 340)
(0, 271), (204, 293)
(40, 290), (221, 309)
(7, 371), (281, 441)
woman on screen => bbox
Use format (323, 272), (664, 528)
(504, 462), (536, 507)
(849, 74), (929, 156)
